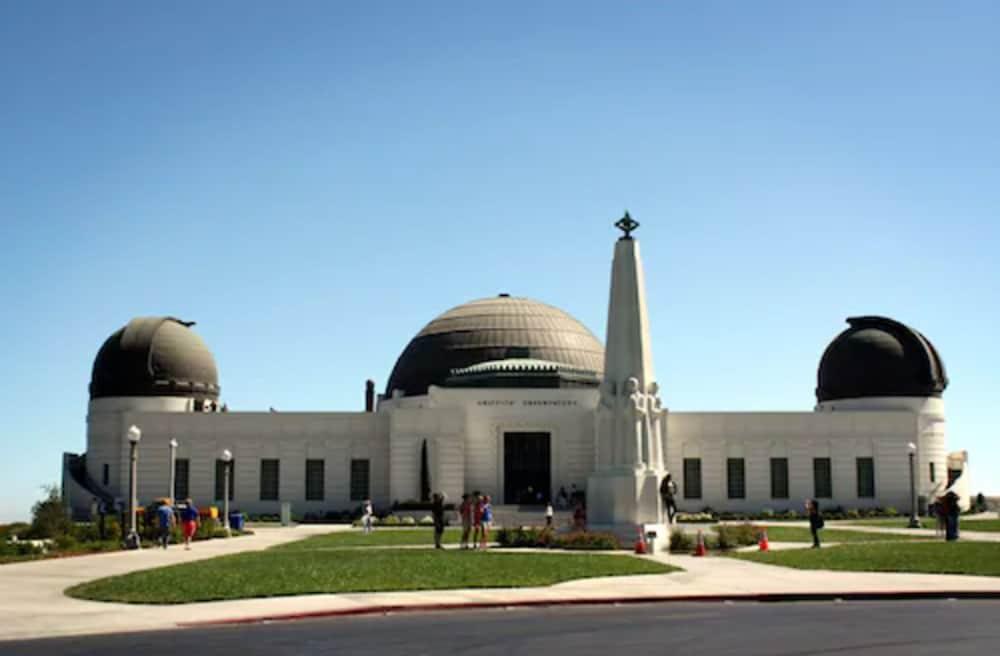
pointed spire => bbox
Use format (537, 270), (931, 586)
(602, 216), (655, 393)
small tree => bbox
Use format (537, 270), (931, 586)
(420, 440), (431, 503)
(27, 485), (71, 539)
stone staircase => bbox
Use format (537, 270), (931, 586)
(492, 505), (574, 529)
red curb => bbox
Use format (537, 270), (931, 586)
(178, 590), (1000, 628)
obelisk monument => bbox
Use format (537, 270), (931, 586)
(587, 213), (668, 547)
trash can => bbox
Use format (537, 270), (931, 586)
(645, 529), (659, 553)
(228, 512), (245, 531)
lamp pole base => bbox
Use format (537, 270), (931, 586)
(124, 531), (142, 550)
(908, 515), (922, 529)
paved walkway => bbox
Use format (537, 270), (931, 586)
(3, 524), (1000, 643)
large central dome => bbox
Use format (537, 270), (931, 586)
(386, 295), (604, 397)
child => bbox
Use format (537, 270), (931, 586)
(480, 495), (493, 549)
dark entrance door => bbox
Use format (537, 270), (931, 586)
(503, 432), (551, 505)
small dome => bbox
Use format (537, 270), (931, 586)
(386, 295), (604, 397)
(816, 316), (947, 403)
(90, 317), (220, 400)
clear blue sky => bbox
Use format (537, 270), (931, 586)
(2, 2), (997, 521)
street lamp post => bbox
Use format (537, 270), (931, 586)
(126, 425), (142, 549)
(168, 438), (178, 501)
(908, 442), (922, 529)
(221, 449), (233, 537)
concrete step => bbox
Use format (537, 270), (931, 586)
(491, 505), (574, 528)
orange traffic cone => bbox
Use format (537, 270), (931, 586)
(634, 526), (647, 554)
(758, 529), (769, 552)
(694, 529), (707, 556)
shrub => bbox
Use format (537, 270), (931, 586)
(676, 512), (714, 523)
(495, 528), (620, 550)
(714, 523), (759, 550)
(401, 516), (417, 526)
(418, 515), (434, 526)
(555, 531), (621, 550)
(669, 530), (694, 552)
(380, 515), (401, 526)
(0, 540), (45, 557)
(53, 534), (78, 551)
(496, 527), (555, 548)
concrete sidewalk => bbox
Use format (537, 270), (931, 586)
(3, 526), (1000, 643)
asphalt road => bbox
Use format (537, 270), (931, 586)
(4, 600), (999, 656)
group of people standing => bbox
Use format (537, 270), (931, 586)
(458, 493), (494, 549)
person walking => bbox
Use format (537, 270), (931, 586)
(807, 499), (824, 548)
(431, 492), (446, 549)
(362, 499), (374, 535)
(480, 495), (494, 549)
(545, 501), (554, 528)
(178, 498), (200, 550)
(459, 494), (473, 549)
(156, 498), (175, 549)
(573, 502), (586, 532)
(472, 494), (485, 549)
(944, 491), (960, 541)
(659, 473), (678, 524)
(932, 499), (945, 538)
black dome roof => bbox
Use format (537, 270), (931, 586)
(386, 295), (604, 397)
(816, 316), (947, 403)
(90, 317), (220, 400)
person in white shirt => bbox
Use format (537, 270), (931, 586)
(545, 502), (554, 528)
(362, 499), (374, 535)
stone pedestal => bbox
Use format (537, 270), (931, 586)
(586, 468), (669, 549)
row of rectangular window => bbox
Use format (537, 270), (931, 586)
(682, 457), (877, 500)
(162, 458), (371, 502)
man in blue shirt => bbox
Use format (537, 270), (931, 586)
(156, 499), (175, 549)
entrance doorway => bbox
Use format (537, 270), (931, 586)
(503, 432), (551, 505)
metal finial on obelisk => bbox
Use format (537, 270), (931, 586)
(614, 211), (639, 239)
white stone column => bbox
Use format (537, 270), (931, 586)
(587, 217), (668, 546)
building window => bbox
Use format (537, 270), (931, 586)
(856, 458), (875, 498)
(683, 458), (702, 499)
(929, 462), (936, 482)
(102, 463), (109, 486)
(174, 458), (190, 500)
(215, 459), (235, 501)
(350, 459), (370, 501)
(770, 458), (789, 499)
(813, 458), (832, 498)
(727, 458), (746, 499)
(305, 459), (325, 501)
(260, 459), (280, 501)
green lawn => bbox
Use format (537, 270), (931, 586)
(67, 549), (678, 604)
(761, 526), (930, 543)
(843, 518), (1000, 532)
(963, 520), (1000, 532)
(275, 528), (463, 549)
(733, 541), (1000, 576)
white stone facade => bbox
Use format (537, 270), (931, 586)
(76, 387), (960, 516)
